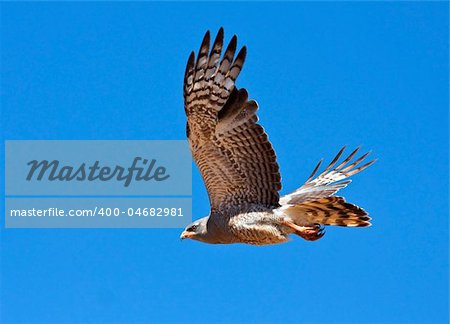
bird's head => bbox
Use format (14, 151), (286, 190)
(180, 217), (210, 243)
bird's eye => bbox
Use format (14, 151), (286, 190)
(187, 224), (197, 232)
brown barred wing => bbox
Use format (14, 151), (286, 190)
(184, 29), (281, 210)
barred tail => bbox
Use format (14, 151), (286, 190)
(282, 196), (372, 227)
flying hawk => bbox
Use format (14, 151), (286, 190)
(180, 29), (376, 245)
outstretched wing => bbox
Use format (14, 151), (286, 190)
(184, 29), (281, 211)
(280, 147), (376, 205)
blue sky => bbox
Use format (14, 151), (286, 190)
(1, 2), (448, 323)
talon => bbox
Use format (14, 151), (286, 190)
(282, 220), (325, 241)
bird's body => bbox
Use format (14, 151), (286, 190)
(180, 29), (376, 245)
(201, 206), (288, 245)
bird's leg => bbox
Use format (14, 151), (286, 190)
(282, 220), (325, 241)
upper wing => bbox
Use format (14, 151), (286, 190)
(280, 147), (376, 205)
(184, 29), (281, 211)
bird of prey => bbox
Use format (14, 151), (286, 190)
(180, 28), (376, 245)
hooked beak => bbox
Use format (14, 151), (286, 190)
(180, 231), (195, 240)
